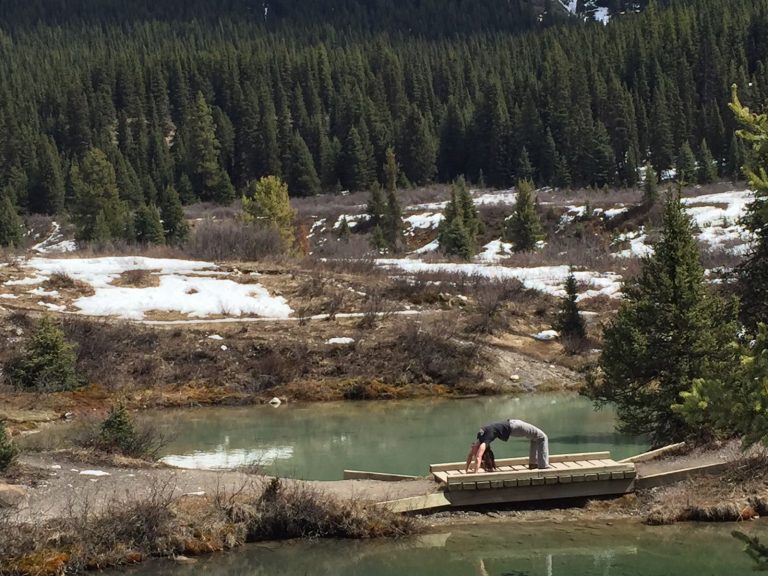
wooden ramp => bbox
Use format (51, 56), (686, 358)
(381, 452), (635, 513)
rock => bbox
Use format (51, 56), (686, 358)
(269, 397), (282, 407)
(0, 483), (29, 508)
(509, 375), (520, 382)
(174, 555), (197, 565)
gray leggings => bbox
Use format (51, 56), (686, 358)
(508, 419), (549, 468)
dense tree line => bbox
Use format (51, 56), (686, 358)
(0, 0), (764, 243)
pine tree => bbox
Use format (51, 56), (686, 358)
(242, 175), (296, 250)
(587, 192), (738, 444)
(437, 176), (480, 260)
(31, 135), (65, 215)
(643, 162), (659, 206)
(555, 273), (586, 342)
(134, 203), (165, 245)
(340, 127), (372, 191)
(70, 148), (128, 243)
(160, 184), (189, 245)
(8, 316), (81, 392)
(400, 107), (437, 186)
(697, 139), (718, 184)
(504, 179), (543, 252)
(287, 132), (321, 197)
(517, 147), (534, 183)
(369, 224), (387, 252)
(0, 190), (22, 248)
(337, 216), (350, 242)
(730, 85), (768, 329)
(381, 147), (402, 250)
(187, 92), (235, 204)
(366, 182), (386, 228)
(676, 141), (697, 184)
(726, 133), (745, 181)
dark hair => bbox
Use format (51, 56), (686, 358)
(481, 446), (497, 471)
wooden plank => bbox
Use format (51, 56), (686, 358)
(585, 473), (599, 482)
(442, 478), (636, 508)
(379, 492), (451, 513)
(429, 452), (612, 473)
(571, 474), (586, 483)
(545, 476), (558, 485)
(477, 481), (491, 490)
(344, 470), (421, 481)
(491, 480), (504, 489)
(619, 443), (685, 464)
(635, 462), (729, 489)
(531, 477), (545, 486)
(598, 472), (612, 481)
(503, 479), (517, 488)
(433, 471), (448, 484)
(558, 475), (573, 484)
(444, 462), (635, 486)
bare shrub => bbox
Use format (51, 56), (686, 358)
(324, 291), (345, 320)
(297, 275), (326, 299)
(242, 478), (415, 540)
(394, 318), (482, 386)
(466, 277), (524, 334)
(43, 271), (96, 296)
(305, 256), (380, 277)
(247, 342), (309, 392)
(358, 289), (393, 329)
(185, 220), (285, 261)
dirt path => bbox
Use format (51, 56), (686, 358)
(11, 453), (437, 522)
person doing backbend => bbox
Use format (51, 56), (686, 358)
(465, 419), (550, 473)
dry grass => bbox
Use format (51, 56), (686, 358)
(111, 269), (161, 288)
(42, 272), (96, 296)
(0, 477), (418, 575)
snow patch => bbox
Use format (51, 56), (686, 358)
(477, 239), (513, 262)
(532, 330), (559, 341)
(79, 470), (110, 477)
(404, 213), (443, 235)
(326, 337), (355, 345)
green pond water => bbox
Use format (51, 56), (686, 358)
(124, 521), (765, 576)
(147, 394), (647, 480)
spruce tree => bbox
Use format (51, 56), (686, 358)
(697, 139), (718, 184)
(587, 192), (738, 444)
(643, 162), (659, 206)
(381, 147), (402, 250)
(70, 148), (128, 243)
(337, 216), (350, 242)
(437, 176), (480, 259)
(517, 147), (534, 183)
(400, 107), (437, 186)
(504, 179), (543, 252)
(187, 92), (235, 204)
(369, 224), (387, 252)
(160, 184), (189, 245)
(242, 176), (296, 250)
(555, 273), (586, 342)
(676, 141), (697, 184)
(8, 316), (82, 392)
(366, 182), (386, 228)
(340, 127), (372, 191)
(730, 86), (768, 329)
(287, 132), (321, 197)
(31, 135), (65, 215)
(0, 190), (22, 248)
(134, 203), (165, 245)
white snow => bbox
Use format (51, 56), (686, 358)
(412, 239), (440, 255)
(593, 6), (610, 24)
(39, 301), (66, 312)
(307, 218), (327, 238)
(532, 330), (559, 341)
(32, 222), (77, 254)
(79, 470), (110, 477)
(4, 257), (292, 321)
(0, 294), (18, 299)
(377, 259), (622, 301)
(613, 229), (653, 259)
(404, 212), (443, 235)
(326, 337), (355, 345)
(208, 334), (224, 340)
(477, 239), (513, 262)
(74, 275), (293, 320)
(29, 287), (59, 297)
(604, 207), (629, 219)
(682, 190), (754, 253)
(474, 189), (517, 206)
(334, 214), (369, 230)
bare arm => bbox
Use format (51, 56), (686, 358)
(465, 443), (477, 473)
(466, 442), (486, 474)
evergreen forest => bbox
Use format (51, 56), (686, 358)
(0, 0), (763, 238)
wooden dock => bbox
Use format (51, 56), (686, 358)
(381, 451), (637, 512)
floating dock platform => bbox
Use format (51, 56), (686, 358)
(382, 451), (637, 513)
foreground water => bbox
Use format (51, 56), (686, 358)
(148, 394), (647, 480)
(127, 521), (764, 576)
